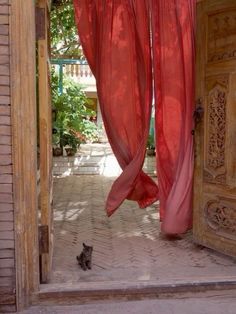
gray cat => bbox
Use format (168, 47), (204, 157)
(76, 243), (93, 271)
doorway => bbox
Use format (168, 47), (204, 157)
(10, 0), (236, 311)
(42, 0), (236, 286)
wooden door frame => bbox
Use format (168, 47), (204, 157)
(37, 0), (53, 284)
(10, 0), (39, 311)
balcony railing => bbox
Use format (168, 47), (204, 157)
(64, 63), (93, 78)
(51, 59), (96, 94)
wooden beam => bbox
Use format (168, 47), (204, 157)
(10, 0), (39, 311)
(37, 0), (53, 284)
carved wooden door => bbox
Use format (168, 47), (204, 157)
(193, 0), (236, 257)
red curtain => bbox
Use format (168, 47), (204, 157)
(73, 0), (159, 216)
(151, 0), (196, 234)
(73, 0), (196, 234)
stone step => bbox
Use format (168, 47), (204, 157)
(53, 151), (156, 177)
(35, 279), (236, 306)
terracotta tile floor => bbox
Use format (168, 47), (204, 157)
(51, 173), (236, 284)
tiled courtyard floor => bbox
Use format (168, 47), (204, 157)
(51, 145), (236, 285)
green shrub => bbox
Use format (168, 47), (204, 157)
(52, 71), (99, 150)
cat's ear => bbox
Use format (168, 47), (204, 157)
(83, 243), (86, 248)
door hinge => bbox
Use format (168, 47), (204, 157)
(36, 7), (46, 40)
(39, 225), (49, 254)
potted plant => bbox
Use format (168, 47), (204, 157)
(146, 134), (156, 156)
(62, 132), (80, 156)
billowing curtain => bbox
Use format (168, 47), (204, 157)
(73, 0), (159, 216)
(151, 0), (196, 234)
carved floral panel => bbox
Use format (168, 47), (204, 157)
(205, 199), (236, 240)
(208, 10), (236, 62)
(204, 76), (228, 184)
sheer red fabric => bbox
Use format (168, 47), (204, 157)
(151, 0), (196, 234)
(73, 0), (159, 216)
(73, 0), (196, 234)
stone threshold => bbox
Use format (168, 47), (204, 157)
(32, 278), (236, 306)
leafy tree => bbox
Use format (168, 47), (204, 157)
(51, 0), (84, 59)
